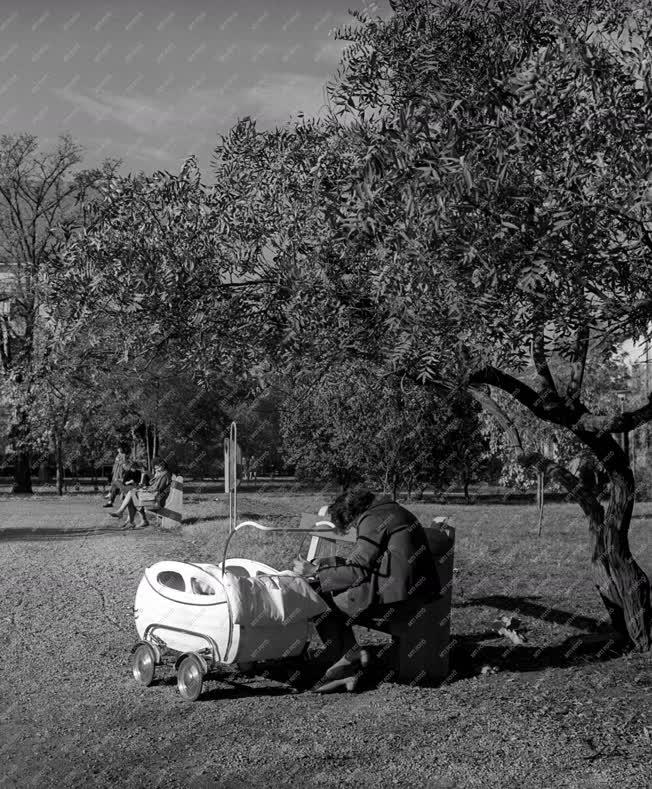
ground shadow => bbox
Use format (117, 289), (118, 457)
(151, 665), (303, 700)
(351, 631), (629, 691)
(183, 514), (225, 526)
(457, 594), (610, 633)
(142, 631), (629, 700)
(0, 525), (172, 541)
(447, 631), (628, 678)
(199, 680), (298, 701)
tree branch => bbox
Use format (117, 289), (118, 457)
(468, 365), (569, 424)
(576, 394), (652, 434)
(566, 325), (590, 400)
(468, 385), (523, 452)
(532, 321), (557, 394)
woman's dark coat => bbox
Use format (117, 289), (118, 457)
(315, 495), (440, 617)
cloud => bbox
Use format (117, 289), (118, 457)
(312, 40), (348, 65)
(57, 70), (332, 140)
(56, 87), (173, 134)
(239, 72), (331, 125)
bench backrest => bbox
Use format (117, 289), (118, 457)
(159, 474), (183, 528)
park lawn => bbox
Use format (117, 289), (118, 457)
(0, 491), (650, 788)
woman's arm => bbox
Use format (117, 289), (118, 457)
(315, 518), (384, 594)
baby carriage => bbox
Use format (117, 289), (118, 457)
(131, 515), (335, 701)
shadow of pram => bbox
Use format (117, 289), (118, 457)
(152, 670), (303, 701)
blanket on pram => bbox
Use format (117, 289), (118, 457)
(202, 567), (329, 627)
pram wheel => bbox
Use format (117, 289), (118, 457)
(177, 655), (204, 701)
(132, 643), (157, 686)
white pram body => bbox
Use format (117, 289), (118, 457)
(131, 509), (337, 700)
(134, 557), (329, 671)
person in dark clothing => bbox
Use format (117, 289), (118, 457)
(293, 487), (440, 693)
(102, 460), (148, 508)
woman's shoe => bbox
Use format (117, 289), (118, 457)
(120, 521), (136, 529)
(311, 663), (364, 694)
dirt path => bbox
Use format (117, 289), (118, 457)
(1, 495), (650, 788)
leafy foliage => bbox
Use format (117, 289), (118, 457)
(280, 360), (487, 493)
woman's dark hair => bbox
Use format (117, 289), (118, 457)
(152, 456), (168, 471)
(328, 487), (376, 532)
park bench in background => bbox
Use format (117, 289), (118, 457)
(149, 474), (184, 529)
(305, 515), (455, 684)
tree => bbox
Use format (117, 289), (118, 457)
(0, 134), (119, 491)
(293, 0), (650, 649)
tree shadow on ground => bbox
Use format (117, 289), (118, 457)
(457, 594), (611, 633)
(0, 525), (134, 541)
(183, 515), (224, 526)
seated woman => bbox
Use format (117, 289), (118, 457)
(109, 457), (171, 529)
(293, 487), (440, 693)
(102, 460), (149, 508)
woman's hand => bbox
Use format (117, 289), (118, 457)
(292, 559), (317, 576)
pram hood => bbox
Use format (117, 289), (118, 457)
(141, 560), (328, 629)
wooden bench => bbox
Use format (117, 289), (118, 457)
(306, 516), (455, 684)
(148, 474), (184, 529)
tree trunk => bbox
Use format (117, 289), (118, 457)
(144, 420), (151, 471)
(13, 450), (32, 493)
(55, 435), (64, 496)
(536, 471), (544, 536)
(589, 467), (650, 650)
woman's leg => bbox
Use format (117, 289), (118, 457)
(127, 491), (150, 527)
(114, 489), (135, 514)
(110, 490), (138, 525)
(313, 606), (358, 666)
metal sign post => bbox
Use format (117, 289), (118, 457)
(225, 422), (240, 533)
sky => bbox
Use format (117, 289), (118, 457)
(0, 0), (389, 174)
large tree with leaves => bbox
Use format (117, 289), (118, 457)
(307, 0), (651, 649)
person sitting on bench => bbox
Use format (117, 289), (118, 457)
(102, 460), (149, 508)
(109, 458), (171, 529)
(293, 487), (440, 693)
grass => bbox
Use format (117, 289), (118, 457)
(1, 490), (650, 788)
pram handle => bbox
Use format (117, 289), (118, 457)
(220, 519), (336, 575)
